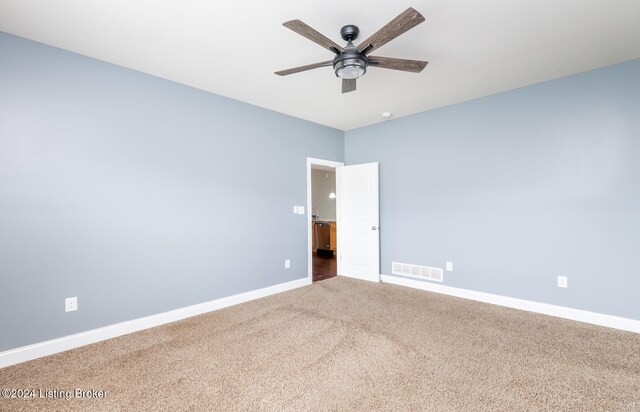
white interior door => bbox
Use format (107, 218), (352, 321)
(336, 162), (380, 282)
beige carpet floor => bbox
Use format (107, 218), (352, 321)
(1, 277), (639, 411)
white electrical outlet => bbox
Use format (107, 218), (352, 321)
(65, 297), (78, 312)
(285, 259), (290, 269)
(557, 276), (568, 288)
(446, 261), (453, 272)
(293, 206), (299, 214)
(298, 206), (304, 215)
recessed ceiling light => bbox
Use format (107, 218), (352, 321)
(382, 112), (393, 119)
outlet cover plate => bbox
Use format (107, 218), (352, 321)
(285, 259), (290, 269)
(557, 276), (568, 288)
(65, 297), (78, 312)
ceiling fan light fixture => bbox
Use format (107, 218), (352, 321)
(335, 60), (366, 79)
(333, 54), (368, 80)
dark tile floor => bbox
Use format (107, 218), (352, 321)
(312, 250), (336, 282)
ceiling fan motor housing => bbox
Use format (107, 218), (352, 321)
(334, 25), (368, 79)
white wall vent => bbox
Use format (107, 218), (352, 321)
(392, 261), (444, 283)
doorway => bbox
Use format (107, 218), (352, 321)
(307, 158), (380, 284)
(307, 158), (343, 283)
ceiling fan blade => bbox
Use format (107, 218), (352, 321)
(368, 56), (428, 73)
(283, 20), (345, 54)
(275, 60), (333, 76)
(342, 78), (357, 93)
(357, 7), (425, 54)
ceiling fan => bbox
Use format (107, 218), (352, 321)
(275, 7), (428, 93)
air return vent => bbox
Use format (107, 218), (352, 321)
(392, 262), (443, 283)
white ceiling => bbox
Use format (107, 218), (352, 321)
(1, 0), (639, 130)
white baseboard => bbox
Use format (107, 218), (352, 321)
(381, 275), (640, 334)
(0, 277), (310, 369)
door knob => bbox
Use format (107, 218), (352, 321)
(372, 226), (377, 230)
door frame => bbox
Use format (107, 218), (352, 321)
(307, 157), (344, 284)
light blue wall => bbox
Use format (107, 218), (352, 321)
(346, 59), (640, 320)
(0, 32), (343, 351)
